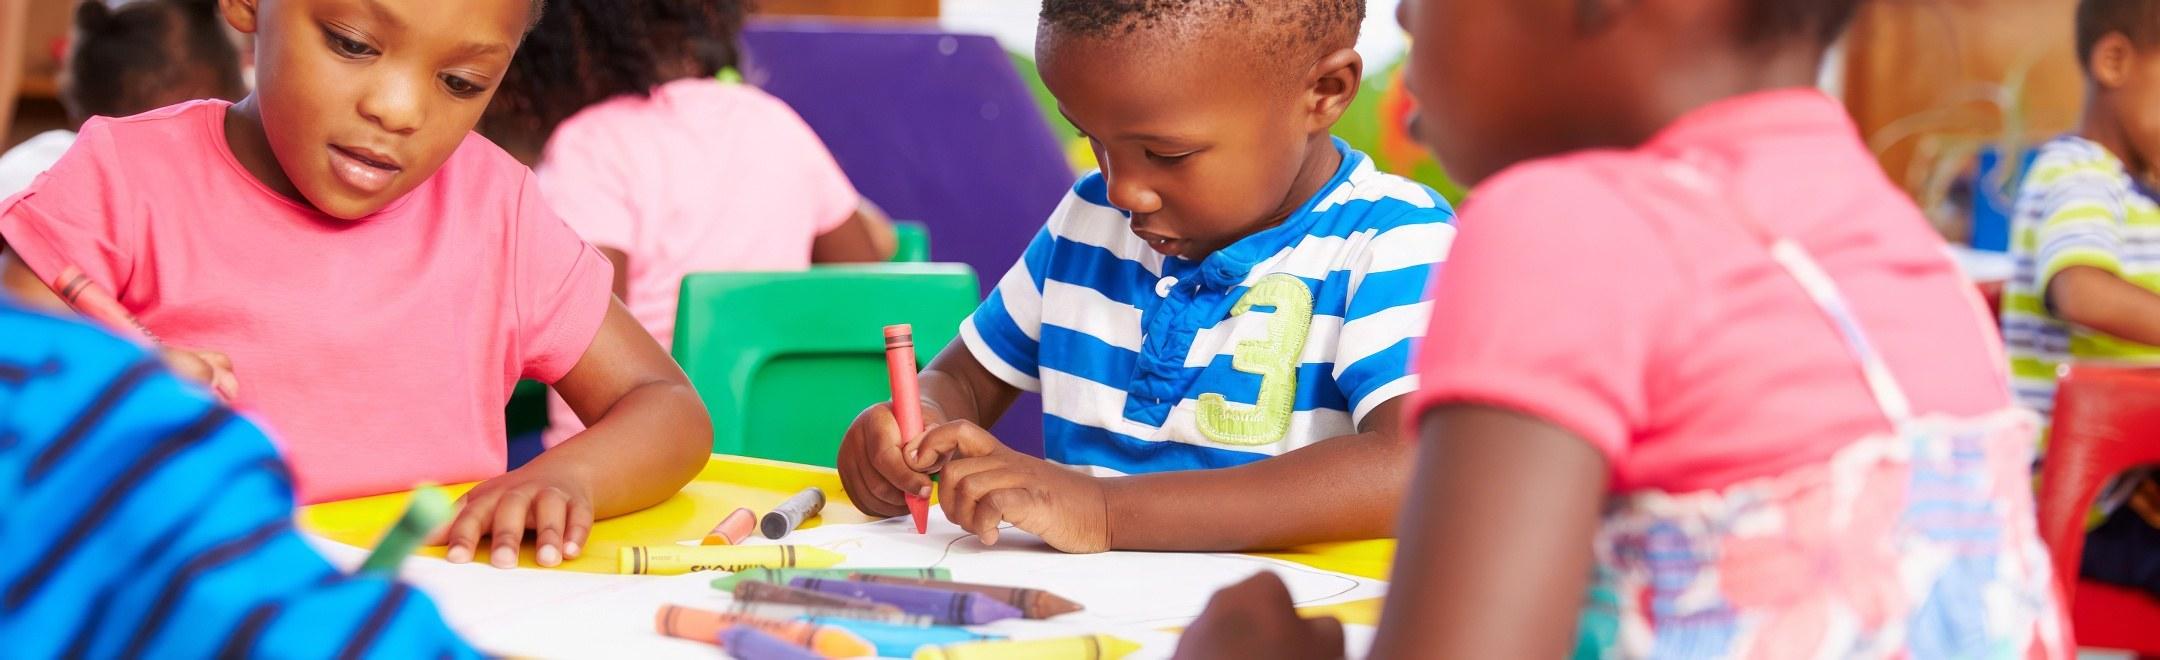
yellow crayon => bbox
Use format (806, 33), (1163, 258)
(617, 545), (844, 576)
(913, 634), (1141, 660)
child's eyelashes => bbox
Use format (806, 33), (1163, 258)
(1146, 150), (1196, 166)
(440, 74), (488, 98)
(323, 28), (377, 59)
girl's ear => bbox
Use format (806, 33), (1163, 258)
(219, 0), (260, 35)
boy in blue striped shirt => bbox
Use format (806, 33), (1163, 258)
(0, 296), (473, 658)
(838, 0), (1455, 553)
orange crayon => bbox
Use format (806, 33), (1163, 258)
(653, 604), (873, 657)
(702, 507), (758, 546)
(884, 324), (931, 534)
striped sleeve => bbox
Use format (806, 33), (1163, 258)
(1333, 215), (1456, 426)
(0, 305), (476, 659)
(2030, 161), (2132, 293)
(960, 221), (1057, 392)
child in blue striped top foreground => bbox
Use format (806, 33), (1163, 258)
(836, 0), (1455, 553)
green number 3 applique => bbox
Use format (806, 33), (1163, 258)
(1198, 273), (1314, 445)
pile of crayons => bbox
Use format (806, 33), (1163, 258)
(655, 567), (1135, 659)
(614, 487), (837, 576)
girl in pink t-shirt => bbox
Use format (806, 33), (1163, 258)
(481, 0), (896, 447)
(0, 0), (712, 570)
(1177, 1), (2067, 658)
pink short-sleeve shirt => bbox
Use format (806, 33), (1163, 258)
(0, 100), (612, 503)
(1408, 90), (2010, 493)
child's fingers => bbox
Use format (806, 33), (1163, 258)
(911, 421), (1002, 469)
(946, 463), (1033, 541)
(487, 489), (537, 569)
(564, 497), (593, 559)
(529, 488), (570, 567)
(1303, 615), (1346, 658)
(843, 458), (908, 517)
(934, 456), (993, 525)
(441, 493), (499, 564)
(869, 437), (932, 499)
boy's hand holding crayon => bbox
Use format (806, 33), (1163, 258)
(911, 419), (1111, 554)
(425, 461), (595, 569)
(838, 400), (949, 519)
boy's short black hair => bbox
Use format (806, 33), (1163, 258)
(2077, 0), (2160, 69)
(66, 0), (244, 122)
(1739, 0), (1864, 46)
(484, 0), (751, 154)
(1039, 0), (1365, 73)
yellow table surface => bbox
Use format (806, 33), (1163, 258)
(300, 455), (1394, 625)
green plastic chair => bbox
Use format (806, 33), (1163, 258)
(890, 221), (930, 263)
(673, 264), (980, 466)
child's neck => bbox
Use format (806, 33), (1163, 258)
(222, 95), (308, 205)
(2080, 87), (2154, 182)
(1600, 43), (1824, 151)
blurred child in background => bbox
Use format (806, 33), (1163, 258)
(2001, 0), (2160, 599)
(0, 0), (244, 198)
(484, 0), (895, 448)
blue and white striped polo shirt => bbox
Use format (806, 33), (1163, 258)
(961, 141), (1455, 475)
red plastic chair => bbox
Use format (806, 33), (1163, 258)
(2036, 365), (2160, 655)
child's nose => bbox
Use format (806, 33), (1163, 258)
(1107, 175), (1162, 215)
(357, 76), (425, 135)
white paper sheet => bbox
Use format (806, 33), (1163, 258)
(308, 509), (1386, 659)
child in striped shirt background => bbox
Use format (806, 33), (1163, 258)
(2001, 0), (2160, 600)
(836, 0), (1454, 554)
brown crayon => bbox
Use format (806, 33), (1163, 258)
(733, 579), (901, 613)
(850, 575), (1084, 619)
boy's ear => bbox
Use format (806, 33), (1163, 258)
(220, 0), (261, 35)
(2094, 32), (2136, 90)
(1304, 48), (1363, 133)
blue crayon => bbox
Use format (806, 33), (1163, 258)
(804, 617), (1005, 658)
(720, 627), (824, 660)
(792, 577), (1023, 625)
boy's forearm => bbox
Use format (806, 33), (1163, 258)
(537, 380), (710, 518)
(1099, 428), (1411, 552)
(2050, 266), (2160, 346)
(918, 340), (1019, 430)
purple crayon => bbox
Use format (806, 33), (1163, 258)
(720, 627), (824, 660)
(791, 577), (1023, 625)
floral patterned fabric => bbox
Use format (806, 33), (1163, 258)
(1586, 408), (2068, 658)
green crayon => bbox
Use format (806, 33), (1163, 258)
(711, 567), (953, 591)
(359, 485), (453, 575)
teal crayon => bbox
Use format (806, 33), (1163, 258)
(805, 617), (1003, 658)
(710, 567), (953, 591)
(359, 485), (452, 575)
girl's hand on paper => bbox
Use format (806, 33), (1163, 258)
(915, 419), (1110, 553)
(425, 463), (595, 569)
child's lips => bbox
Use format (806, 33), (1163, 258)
(327, 144), (401, 195)
(1133, 228), (1184, 256)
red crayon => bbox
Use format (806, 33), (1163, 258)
(50, 266), (152, 344)
(884, 324), (930, 534)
